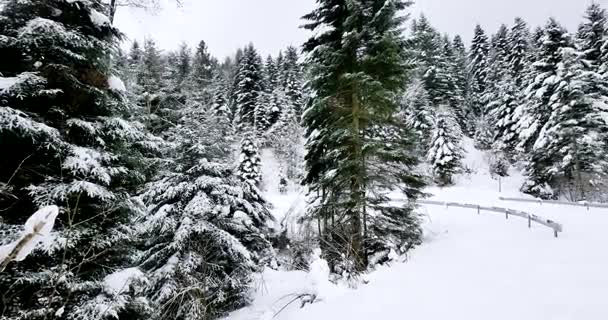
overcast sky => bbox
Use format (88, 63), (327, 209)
(115, 0), (608, 59)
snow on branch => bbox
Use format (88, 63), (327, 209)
(0, 205), (59, 272)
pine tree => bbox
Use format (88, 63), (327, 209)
(0, 1), (158, 318)
(515, 19), (573, 152)
(264, 55), (279, 93)
(488, 24), (510, 85)
(452, 35), (470, 129)
(234, 44), (265, 131)
(403, 78), (434, 153)
(427, 108), (464, 186)
(237, 136), (262, 186)
(522, 47), (608, 199)
(303, 0), (426, 271)
(136, 103), (273, 319)
(507, 17), (531, 86)
(468, 24), (490, 120)
(173, 42), (192, 90)
(577, 3), (607, 69)
(139, 37), (165, 94)
(489, 75), (520, 157)
(281, 46), (305, 117)
(190, 40), (216, 90)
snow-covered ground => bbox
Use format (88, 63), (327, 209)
(228, 140), (608, 320)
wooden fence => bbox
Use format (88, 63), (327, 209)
(417, 200), (563, 238)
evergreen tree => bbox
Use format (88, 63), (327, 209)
(403, 79), (434, 154)
(522, 47), (608, 199)
(507, 17), (531, 86)
(488, 24), (510, 86)
(489, 75), (520, 157)
(577, 3), (607, 69)
(173, 42), (192, 90)
(0, 1), (158, 318)
(281, 46), (305, 117)
(237, 136), (262, 186)
(234, 44), (265, 131)
(468, 24), (490, 120)
(452, 35), (470, 129)
(190, 40), (216, 89)
(136, 103), (273, 319)
(303, 0), (426, 271)
(515, 19), (573, 152)
(139, 37), (165, 94)
(264, 55), (279, 93)
(427, 108), (464, 186)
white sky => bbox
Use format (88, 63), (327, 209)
(115, 0), (608, 59)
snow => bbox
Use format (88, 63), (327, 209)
(0, 205), (59, 265)
(227, 137), (608, 320)
(89, 9), (111, 28)
(108, 75), (126, 91)
(0, 76), (18, 91)
(103, 267), (146, 295)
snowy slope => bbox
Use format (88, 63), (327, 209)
(228, 141), (608, 320)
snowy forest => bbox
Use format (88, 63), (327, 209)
(1, 0), (608, 319)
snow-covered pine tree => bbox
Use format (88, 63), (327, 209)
(515, 18), (573, 153)
(303, 0), (426, 271)
(522, 47), (608, 200)
(577, 3), (607, 69)
(489, 75), (520, 157)
(136, 102), (274, 319)
(507, 17), (531, 87)
(172, 42), (192, 91)
(138, 37), (165, 95)
(237, 136), (263, 186)
(281, 46), (305, 117)
(452, 35), (470, 130)
(267, 91), (305, 182)
(481, 24), (510, 150)
(468, 24), (490, 121)
(403, 78), (434, 154)
(234, 44), (265, 131)
(0, 0), (158, 318)
(264, 55), (279, 93)
(124, 40), (143, 90)
(190, 39), (216, 90)
(427, 108), (464, 186)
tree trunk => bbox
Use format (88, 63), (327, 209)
(350, 88), (365, 271)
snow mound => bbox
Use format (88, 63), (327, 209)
(103, 267), (146, 295)
(108, 75), (126, 91)
(0, 77), (18, 91)
(89, 9), (111, 28)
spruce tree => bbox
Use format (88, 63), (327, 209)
(303, 0), (426, 271)
(507, 17), (531, 86)
(135, 102), (273, 319)
(234, 44), (265, 131)
(515, 19), (573, 152)
(522, 47), (608, 199)
(427, 108), (464, 186)
(468, 24), (490, 120)
(0, 1), (157, 318)
(237, 136), (262, 186)
(577, 3), (607, 69)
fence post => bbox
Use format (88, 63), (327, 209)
(498, 177), (502, 193)
(477, 205), (480, 215)
(505, 209), (509, 220)
(554, 229), (558, 238)
(528, 215), (532, 229)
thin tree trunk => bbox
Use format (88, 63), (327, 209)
(350, 88), (365, 270)
(109, 0), (117, 23)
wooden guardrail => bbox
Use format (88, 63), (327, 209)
(417, 200), (563, 238)
(498, 196), (608, 210)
